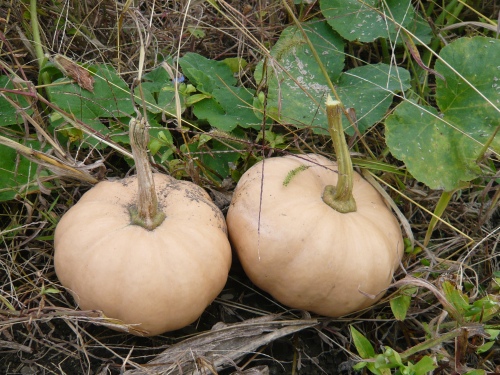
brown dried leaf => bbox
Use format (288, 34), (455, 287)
(53, 54), (95, 92)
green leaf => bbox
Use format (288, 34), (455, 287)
(468, 296), (500, 322)
(255, 21), (345, 134)
(379, 347), (403, 368)
(223, 57), (248, 73)
(386, 36), (500, 191)
(141, 64), (173, 91)
(138, 65), (188, 114)
(193, 86), (260, 131)
(371, 363), (390, 375)
(350, 326), (376, 359)
(485, 329), (500, 340)
(41, 286), (61, 295)
(200, 138), (242, 182)
(337, 64), (410, 135)
(50, 113), (112, 148)
(148, 127), (173, 156)
(412, 356), (437, 375)
(390, 294), (411, 321)
(0, 75), (34, 126)
(320, 0), (415, 42)
(385, 101), (481, 190)
(179, 52), (236, 94)
(47, 64), (135, 148)
(136, 81), (161, 112)
(352, 362), (368, 370)
(476, 341), (495, 354)
(441, 280), (470, 315)
(186, 93), (211, 106)
(0, 140), (51, 201)
(257, 21), (408, 135)
(464, 370), (486, 375)
(187, 25), (205, 38)
(435, 37), (500, 152)
(48, 64), (134, 119)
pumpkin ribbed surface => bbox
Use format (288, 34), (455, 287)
(55, 173), (231, 336)
(227, 154), (403, 316)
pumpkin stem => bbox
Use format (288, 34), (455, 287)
(128, 116), (166, 230)
(322, 96), (357, 213)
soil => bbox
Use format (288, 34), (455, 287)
(0, 264), (355, 375)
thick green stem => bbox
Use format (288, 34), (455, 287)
(128, 117), (165, 230)
(322, 97), (357, 213)
(30, 0), (45, 66)
(30, 0), (50, 87)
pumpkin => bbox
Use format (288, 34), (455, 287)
(226, 98), (403, 317)
(54, 117), (231, 336)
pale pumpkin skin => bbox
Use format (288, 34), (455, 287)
(226, 154), (403, 317)
(54, 173), (231, 336)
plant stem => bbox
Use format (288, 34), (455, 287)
(128, 116), (166, 230)
(399, 327), (463, 360)
(30, 0), (50, 87)
(30, 0), (45, 66)
(322, 97), (357, 213)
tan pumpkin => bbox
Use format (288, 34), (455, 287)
(54, 118), (231, 336)
(226, 98), (403, 317)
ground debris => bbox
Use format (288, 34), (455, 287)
(122, 315), (318, 375)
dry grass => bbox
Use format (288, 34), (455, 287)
(0, 0), (499, 374)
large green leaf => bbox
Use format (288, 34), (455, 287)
(47, 65), (135, 147)
(0, 76), (33, 126)
(137, 65), (188, 115)
(179, 52), (236, 94)
(435, 38), (500, 130)
(256, 21), (409, 135)
(179, 52), (260, 132)
(193, 86), (260, 131)
(200, 138), (242, 182)
(337, 64), (410, 135)
(0, 141), (49, 201)
(385, 101), (481, 190)
(320, 0), (415, 42)
(255, 21), (345, 134)
(385, 36), (500, 191)
(48, 64), (134, 119)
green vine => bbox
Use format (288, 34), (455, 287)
(29, 0), (50, 87)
